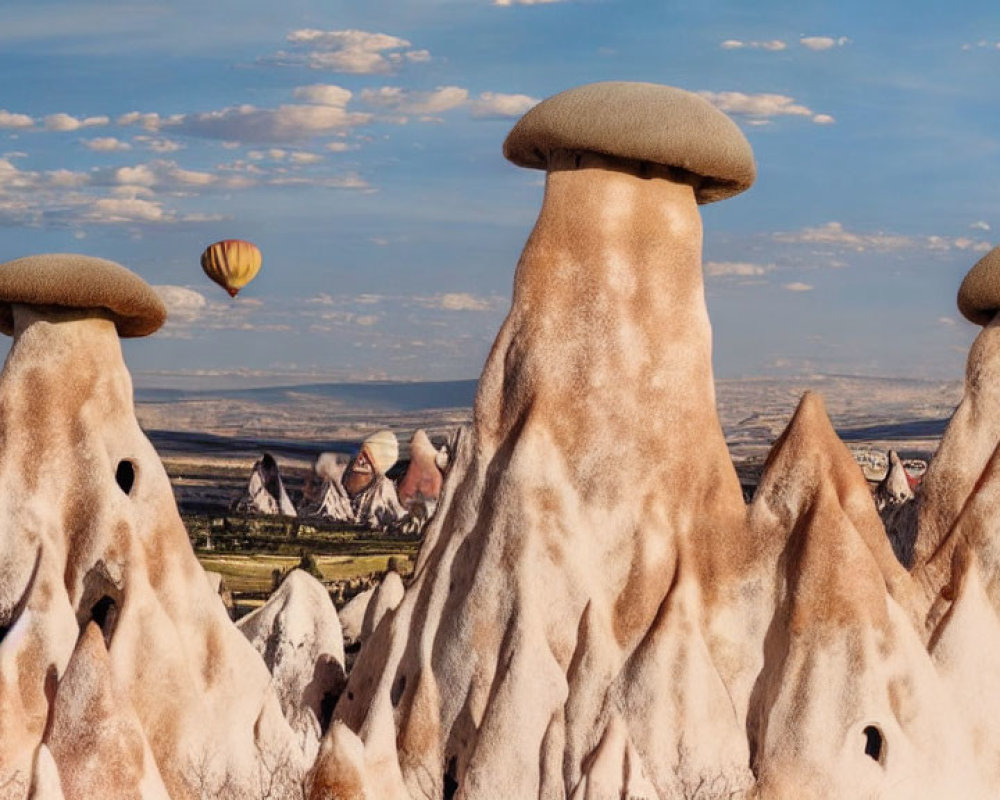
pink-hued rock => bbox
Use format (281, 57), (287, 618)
(396, 430), (444, 513)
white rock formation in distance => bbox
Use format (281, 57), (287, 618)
(237, 569), (347, 763)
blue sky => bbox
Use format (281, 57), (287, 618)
(0, 0), (996, 387)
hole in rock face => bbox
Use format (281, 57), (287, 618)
(863, 725), (885, 764)
(90, 595), (118, 646)
(319, 691), (337, 733)
(443, 757), (459, 800)
(391, 674), (407, 707)
(115, 460), (136, 495)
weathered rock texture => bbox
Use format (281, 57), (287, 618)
(914, 247), (1000, 619)
(396, 430), (445, 523)
(236, 453), (297, 517)
(310, 82), (762, 799)
(237, 570), (347, 763)
(305, 438), (405, 531)
(0, 257), (305, 799)
(876, 450), (919, 567)
(745, 394), (984, 799)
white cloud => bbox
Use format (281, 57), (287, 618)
(47, 168), (89, 188)
(469, 92), (539, 118)
(170, 166), (216, 186)
(971, 220), (991, 231)
(134, 136), (184, 153)
(83, 136), (131, 152)
(800, 36), (850, 51)
(117, 111), (184, 132)
(494, 0), (566, 5)
(698, 91), (833, 125)
(938, 316), (957, 326)
(325, 141), (356, 152)
(154, 285), (208, 320)
(178, 103), (372, 142)
(0, 111), (33, 129)
(963, 40), (1000, 50)
(249, 148), (324, 164)
(361, 86), (469, 115)
(267, 172), (370, 190)
(705, 261), (776, 277)
(773, 221), (992, 253)
(292, 84), (353, 107)
(416, 292), (498, 311)
(44, 113), (108, 132)
(720, 39), (787, 51)
(359, 87), (538, 121)
(282, 29), (430, 74)
(783, 282), (814, 292)
(0, 157), (225, 227)
(84, 194), (172, 223)
(115, 164), (157, 186)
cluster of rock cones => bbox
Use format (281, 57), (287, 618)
(3, 82), (1000, 799)
(237, 429), (447, 534)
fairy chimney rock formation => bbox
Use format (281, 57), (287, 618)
(916, 246), (1000, 578)
(239, 452), (297, 516)
(338, 586), (375, 646)
(339, 431), (404, 530)
(747, 393), (983, 799)
(311, 82), (759, 799)
(358, 569), (405, 644)
(43, 622), (171, 799)
(0, 254), (304, 799)
(875, 449), (918, 566)
(396, 429), (445, 517)
(343, 430), (398, 497)
(237, 570), (346, 763)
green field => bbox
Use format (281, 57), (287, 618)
(196, 552), (413, 594)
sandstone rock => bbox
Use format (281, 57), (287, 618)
(746, 393), (974, 798)
(309, 81), (758, 799)
(875, 450), (918, 566)
(43, 623), (171, 799)
(236, 453), (297, 517)
(237, 570), (346, 763)
(204, 570), (235, 619)
(359, 570), (404, 644)
(338, 586), (375, 646)
(397, 430), (445, 523)
(0, 254), (305, 798)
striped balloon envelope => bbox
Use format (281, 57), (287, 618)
(200, 239), (262, 297)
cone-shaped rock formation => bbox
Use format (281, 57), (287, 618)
(309, 81), (759, 799)
(237, 570), (347, 763)
(876, 450), (918, 567)
(236, 453), (297, 517)
(746, 394), (976, 798)
(0, 254), (304, 799)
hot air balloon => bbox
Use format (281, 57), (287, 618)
(200, 239), (261, 297)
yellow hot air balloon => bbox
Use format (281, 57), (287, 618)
(200, 239), (261, 297)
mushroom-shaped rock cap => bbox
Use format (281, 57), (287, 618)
(0, 253), (167, 337)
(503, 81), (756, 204)
(361, 430), (399, 475)
(958, 246), (1000, 325)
